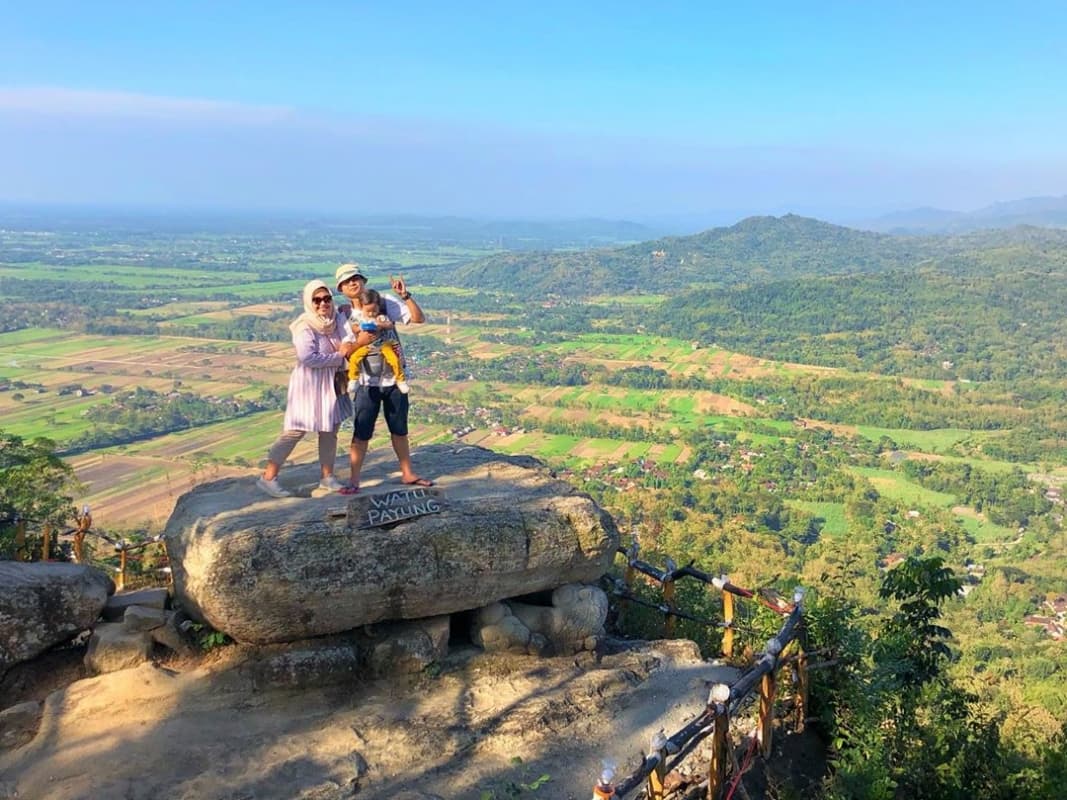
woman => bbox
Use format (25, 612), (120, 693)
(257, 280), (357, 497)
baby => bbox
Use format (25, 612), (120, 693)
(345, 288), (410, 394)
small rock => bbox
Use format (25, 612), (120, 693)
(149, 612), (196, 656)
(123, 605), (167, 632)
(0, 700), (42, 749)
(366, 616), (450, 676)
(84, 623), (153, 674)
(238, 638), (361, 691)
(103, 587), (169, 621)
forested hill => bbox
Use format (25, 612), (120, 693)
(444, 214), (1067, 296)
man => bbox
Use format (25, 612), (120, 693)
(334, 263), (431, 489)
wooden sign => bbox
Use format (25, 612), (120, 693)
(349, 487), (446, 529)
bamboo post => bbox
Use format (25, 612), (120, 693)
(721, 590), (735, 658)
(117, 547), (128, 591)
(646, 731), (668, 800)
(41, 524), (52, 561)
(708, 683), (731, 800)
(161, 538), (174, 586)
(793, 649), (809, 732)
(74, 507), (92, 563)
(14, 519), (27, 561)
(662, 577), (676, 638)
(620, 550), (636, 627)
(758, 672), (776, 758)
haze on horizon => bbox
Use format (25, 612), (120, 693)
(2, 1), (1065, 225)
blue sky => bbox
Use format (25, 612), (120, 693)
(2, 1), (1065, 222)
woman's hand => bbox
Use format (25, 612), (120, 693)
(338, 341), (357, 358)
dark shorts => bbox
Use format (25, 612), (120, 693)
(352, 384), (409, 441)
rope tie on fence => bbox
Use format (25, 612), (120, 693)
(724, 734), (761, 800)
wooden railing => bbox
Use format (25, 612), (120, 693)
(591, 542), (809, 799)
(6, 506), (170, 590)
(610, 541), (796, 657)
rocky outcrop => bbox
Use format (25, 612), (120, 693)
(165, 446), (619, 644)
(0, 562), (114, 674)
(231, 637), (362, 692)
(472, 583), (608, 655)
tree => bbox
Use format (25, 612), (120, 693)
(0, 431), (80, 559)
(875, 556), (960, 691)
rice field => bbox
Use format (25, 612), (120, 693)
(787, 500), (849, 538)
(850, 466), (958, 508)
(856, 425), (984, 453)
(0, 291), (1047, 538)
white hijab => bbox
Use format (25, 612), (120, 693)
(289, 279), (339, 336)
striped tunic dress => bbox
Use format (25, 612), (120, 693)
(281, 318), (353, 432)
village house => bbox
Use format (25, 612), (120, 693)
(1023, 594), (1067, 640)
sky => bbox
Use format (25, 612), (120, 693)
(2, 1), (1066, 223)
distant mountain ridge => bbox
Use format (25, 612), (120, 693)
(860, 195), (1067, 233)
(443, 213), (1067, 296)
(0, 206), (656, 249)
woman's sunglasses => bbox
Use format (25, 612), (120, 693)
(312, 295), (333, 306)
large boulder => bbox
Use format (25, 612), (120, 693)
(0, 562), (114, 674)
(165, 445), (619, 644)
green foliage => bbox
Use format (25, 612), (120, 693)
(479, 757), (551, 798)
(874, 556), (960, 690)
(0, 431), (80, 558)
(188, 623), (232, 651)
(817, 556), (1050, 799)
(3, 214), (1065, 795)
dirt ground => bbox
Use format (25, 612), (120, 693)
(0, 637), (825, 800)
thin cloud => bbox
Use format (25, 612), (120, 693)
(0, 87), (295, 125)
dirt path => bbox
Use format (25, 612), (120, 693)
(1, 641), (742, 800)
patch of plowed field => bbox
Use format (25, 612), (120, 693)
(67, 453), (245, 529)
(171, 302), (292, 321)
(506, 385), (757, 417)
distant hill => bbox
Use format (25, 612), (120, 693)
(443, 213), (1067, 296)
(860, 195), (1067, 233)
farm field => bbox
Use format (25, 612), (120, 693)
(3, 213), (1065, 786)
(856, 425), (985, 453)
(952, 507), (1016, 543)
(787, 500), (849, 538)
(1, 322), (710, 526)
(850, 466), (958, 509)
(1, 287), (1055, 537)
